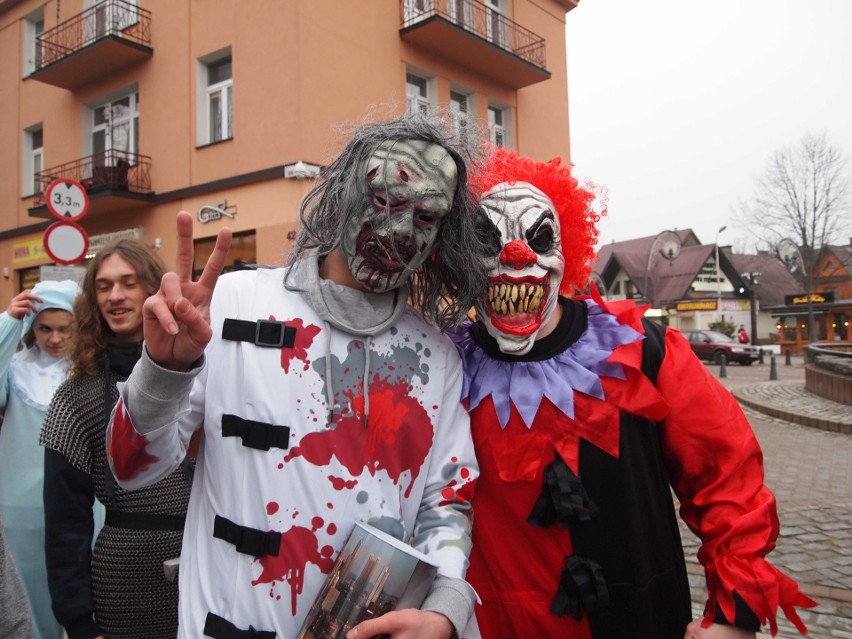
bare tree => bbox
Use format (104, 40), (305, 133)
(736, 133), (851, 343)
(738, 133), (851, 266)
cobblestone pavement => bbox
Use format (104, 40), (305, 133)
(680, 356), (852, 638)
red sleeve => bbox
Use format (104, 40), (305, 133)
(655, 328), (816, 636)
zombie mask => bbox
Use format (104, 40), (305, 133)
(340, 138), (457, 293)
(475, 181), (564, 355)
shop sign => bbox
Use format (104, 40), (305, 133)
(785, 292), (835, 305)
(12, 237), (48, 266)
(676, 300), (717, 311)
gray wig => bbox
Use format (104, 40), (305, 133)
(287, 113), (488, 331)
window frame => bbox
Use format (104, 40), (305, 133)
(197, 48), (234, 146)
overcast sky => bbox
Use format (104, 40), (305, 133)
(565, 0), (852, 251)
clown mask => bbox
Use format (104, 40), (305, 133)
(475, 181), (564, 355)
(340, 138), (457, 293)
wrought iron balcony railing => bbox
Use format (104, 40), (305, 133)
(401, 0), (546, 71)
(33, 150), (152, 209)
(35, 0), (152, 70)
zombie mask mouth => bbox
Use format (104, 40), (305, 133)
(485, 274), (549, 335)
(354, 223), (416, 271)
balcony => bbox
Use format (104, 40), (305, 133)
(30, 150), (154, 219)
(399, 0), (549, 88)
(30, 0), (152, 90)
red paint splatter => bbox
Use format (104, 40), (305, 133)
(272, 316), (321, 374)
(460, 467), (470, 479)
(321, 545), (334, 557)
(311, 517), (324, 531)
(252, 525), (335, 615)
(327, 523), (337, 535)
(284, 378), (433, 497)
(108, 399), (159, 481)
(267, 502), (279, 515)
(328, 476), (358, 491)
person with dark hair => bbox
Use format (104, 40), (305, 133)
(0, 279), (78, 639)
(450, 148), (816, 639)
(40, 240), (193, 639)
(107, 115), (484, 639)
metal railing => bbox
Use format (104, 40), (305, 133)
(33, 150), (152, 208)
(401, 0), (546, 70)
(36, 0), (152, 69)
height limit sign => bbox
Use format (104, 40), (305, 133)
(45, 178), (90, 221)
(43, 179), (90, 265)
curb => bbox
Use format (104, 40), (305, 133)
(732, 388), (852, 435)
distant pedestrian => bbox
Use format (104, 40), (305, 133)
(40, 240), (193, 639)
(737, 325), (750, 344)
(0, 279), (79, 639)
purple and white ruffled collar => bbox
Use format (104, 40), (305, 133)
(450, 299), (643, 429)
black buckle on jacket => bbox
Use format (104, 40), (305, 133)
(222, 319), (296, 349)
(255, 320), (287, 348)
(213, 515), (281, 557)
(203, 612), (276, 639)
(221, 414), (290, 451)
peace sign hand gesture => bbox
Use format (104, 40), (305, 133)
(143, 210), (232, 371)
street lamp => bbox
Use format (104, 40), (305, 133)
(643, 230), (682, 308)
(715, 225), (727, 320)
(778, 238), (818, 344)
(740, 271), (761, 345)
(589, 271), (608, 299)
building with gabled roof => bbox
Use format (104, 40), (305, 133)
(592, 229), (805, 346)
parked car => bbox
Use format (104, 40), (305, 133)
(684, 330), (760, 365)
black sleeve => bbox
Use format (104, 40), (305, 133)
(43, 447), (102, 639)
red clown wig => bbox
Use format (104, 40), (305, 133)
(469, 147), (605, 295)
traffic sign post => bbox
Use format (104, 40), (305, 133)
(45, 178), (90, 221)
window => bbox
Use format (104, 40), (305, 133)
(92, 91), (139, 163)
(406, 72), (430, 116)
(403, 0), (429, 25)
(23, 9), (44, 75)
(198, 50), (233, 145)
(85, 0), (139, 43)
(448, 0), (473, 29)
(488, 105), (506, 147)
(194, 231), (256, 278)
(23, 126), (43, 197)
(450, 91), (470, 139)
(486, 0), (508, 48)
(207, 57), (233, 142)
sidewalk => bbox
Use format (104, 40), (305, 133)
(716, 354), (851, 434)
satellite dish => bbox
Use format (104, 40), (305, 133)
(778, 240), (801, 273)
(660, 239), (681, 261)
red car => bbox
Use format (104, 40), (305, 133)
(684, 330), (760, 365)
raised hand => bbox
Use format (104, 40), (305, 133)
(6, 289), (42, 319)
(143, 210), (232, 371)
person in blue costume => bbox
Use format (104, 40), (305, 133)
(0, 279), (78, 639)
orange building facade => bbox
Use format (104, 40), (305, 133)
(0, 0), (579, 295)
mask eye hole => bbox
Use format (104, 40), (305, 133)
(474, 209), (502, 258)
(527, 225), (554, 254)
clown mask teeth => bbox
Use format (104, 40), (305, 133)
(489, 282), (545, 316)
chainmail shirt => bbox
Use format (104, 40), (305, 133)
(41, 365), (192, 639)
